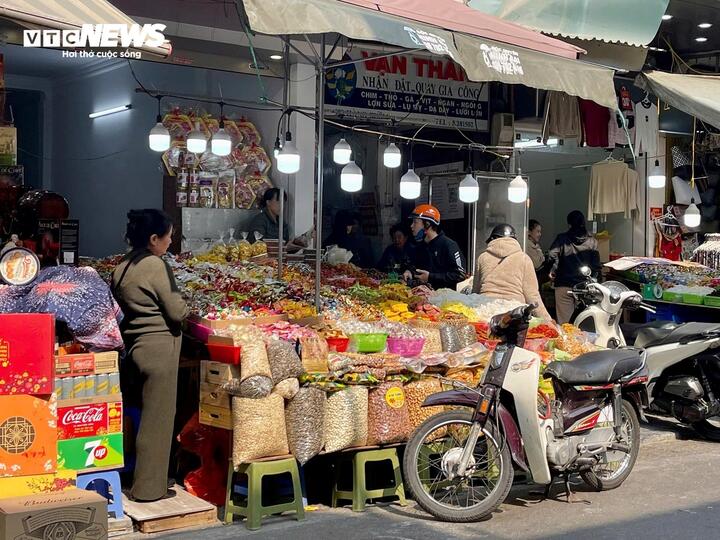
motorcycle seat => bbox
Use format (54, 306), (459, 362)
(544, 349), (645, 385)
(634, 322), (720, 348)
(621, 320), (674, 344)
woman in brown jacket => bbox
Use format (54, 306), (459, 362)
(472, 224), (552, 320)
(112, 209), (189, 502)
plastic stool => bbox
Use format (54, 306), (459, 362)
(77, 470), (124, 519)
(332, 448), (407, 512)
(224, 457), (305, 530)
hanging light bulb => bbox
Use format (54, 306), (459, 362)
(340, 161), (363, 192)
(684, 199), (701, 228)
(333, 138), (352, 165)
(648, 159), (666, 189)
(276, 131), (300, 174)
(383, 143), (401, 168)
(210, 103), (232, 156)
(148, 96), (170, 152)
(508, 169), (528, 203)
(187, 121), (207, 154)
(459, 173), (479, 203)
(400, 164), (421, 199)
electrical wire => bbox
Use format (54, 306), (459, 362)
(19, 147), (129, 162)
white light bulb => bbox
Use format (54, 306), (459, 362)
(211, 128), (232, 156)
(383, 143), (402, 168)
(148, 122), (170, 152)
(684, 201), (701, 228)
(458, 173), (479, 203)
(400, 168), (421, 199)
(508, 173), (528, 203)
(276, 139), (300, 174)
(648, 159), (666, 189)
(340, 161), (363, 192)
(333, 138), (352, 165)
(187, 122), (207, 154)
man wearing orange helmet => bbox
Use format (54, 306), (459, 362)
(404, 204), (467, 290)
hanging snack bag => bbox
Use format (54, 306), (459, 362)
(188, 170), (200, 207)
(217, 169), (235, 209)
(198, 172), (217, 208)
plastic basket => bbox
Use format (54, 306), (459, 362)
(662, 291), (683, 303)
(386, 337), (425, 357)
(704, 296), (720, 308)
(351, 333), (388, 353)
(682, 293), (705, 305)
(207, 343), (242, 365)
(186, 320), (212, 343)
(326, 337), (350, 353)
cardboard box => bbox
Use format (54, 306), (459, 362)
(57, 433), (124, 473)
(54, 351), (119, 378)
(0, 394), (57, 477)
(199, 403), (232, 430)
(201, 360), (239, 385)
(199, 382), (230, 409)
(57, 396), (122, 441)
(0, 470), (76, 499)
(0, 489), (107, 540)
(0, 314), (54, 395)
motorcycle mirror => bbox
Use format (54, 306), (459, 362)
(580, 266), (591, 277)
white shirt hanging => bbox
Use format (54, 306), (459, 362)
(634, 100), (659, 158)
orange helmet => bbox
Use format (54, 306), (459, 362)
(410, 204), (441, 226)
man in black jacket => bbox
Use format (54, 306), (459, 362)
(403, 204), (467, 290)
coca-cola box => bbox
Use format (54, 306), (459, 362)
(0, 314), (54, 395)
(57, 396), (122, 440)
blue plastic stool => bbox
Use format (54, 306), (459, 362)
(77, 470), (124, 518)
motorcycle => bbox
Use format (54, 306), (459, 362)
(570, 268), (720, 440)
(403, 304), (647, 522)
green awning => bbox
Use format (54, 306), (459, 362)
(468, 0), (670, 47)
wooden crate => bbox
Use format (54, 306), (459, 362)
(123, 486), (219, 534)
(199, 403), (232, 430)
(201, 360), (240, 385)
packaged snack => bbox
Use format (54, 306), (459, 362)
(285, 388), (325, 464)
(234, 179), (256, 209)
(324, 386), (368, 452)
(217, 170), (235, 209)
(367, 381), (411, 445)
(232, 394), (289, 465)
(252, 232), (268, 257)
(198, 172), (218, 208)
(238, 232), (252, 261)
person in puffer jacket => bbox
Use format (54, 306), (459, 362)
(472, 224), (552, 321)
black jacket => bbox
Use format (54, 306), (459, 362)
(417, 232), (467, 290)
(377, 243), (417, 273)
(548, 232), (601, 288)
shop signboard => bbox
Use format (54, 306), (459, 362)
(326, 51), (489, 130)
(57, 433), (124, 472)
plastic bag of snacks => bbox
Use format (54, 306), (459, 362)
(299, 335), (329, 373)
(266, 339), (304, 383)
(324, 386), (368, 453)
(285, 387), (326, 465)
(237, 375), (273, 398)
(405, 378), (446, 432)
(439, 324), (462, 353)
(275, 377), (300, 400)
(238, 232), (253, 261)
(252, 231), (268, 256)
(410, 320), (443, 354)
(232, 393), (289, 466)
(239, 331), (272, 380)
(367, 381), (412, 445)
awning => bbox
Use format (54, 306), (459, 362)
(0, 0), (172, 57)
(636, 71), (720, 130)
(241, 0), (618, 109)
(467, 0), (670, 47)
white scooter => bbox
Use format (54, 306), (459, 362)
(570, 268), (720, 440)
(403, 305), (647, 522)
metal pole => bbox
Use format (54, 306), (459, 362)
(428, 177), (433, 204)
(314, 35), (326, 311)
(278, 186), (284, 280)
(470, 201), (478, 276)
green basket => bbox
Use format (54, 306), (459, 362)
(704, 296), (720, 308)
(351, 333), (388, 353)
(682, 293), (705, 305)
(662, 291), (683, 303)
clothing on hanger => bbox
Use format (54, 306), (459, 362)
(692, 233), (720, 269)
(653, 212), (682, 261)
(608, 109), (636, 147)
(588, 160), (639, 220)
(634, 100), (659, 158)
(579, 99), (609, 147)
(543, 91), (583, 144)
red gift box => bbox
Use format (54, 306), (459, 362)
(0, 314), (54, 396)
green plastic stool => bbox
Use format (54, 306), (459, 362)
(224, 457), (305, 530)
(332, 448), (407, 512)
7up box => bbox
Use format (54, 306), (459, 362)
(57, 433), (124, 473)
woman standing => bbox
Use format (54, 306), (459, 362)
(112, 209), (188, 502)
(548, 210), (601, 324)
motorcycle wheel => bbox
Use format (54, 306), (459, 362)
(581, 399), (640, 491)
(692, 418), (720, 441)
(403, 410), (513, 522)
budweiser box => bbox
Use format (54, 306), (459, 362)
(0, 471), (76, 499)
(57, 433), (124, 473)
(0, 314), (54, 395)
(55, 351), (119, 378)
(57, 395), (122, 440)
(0, 394), (57, 478)
(0, 489), (107, 540)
